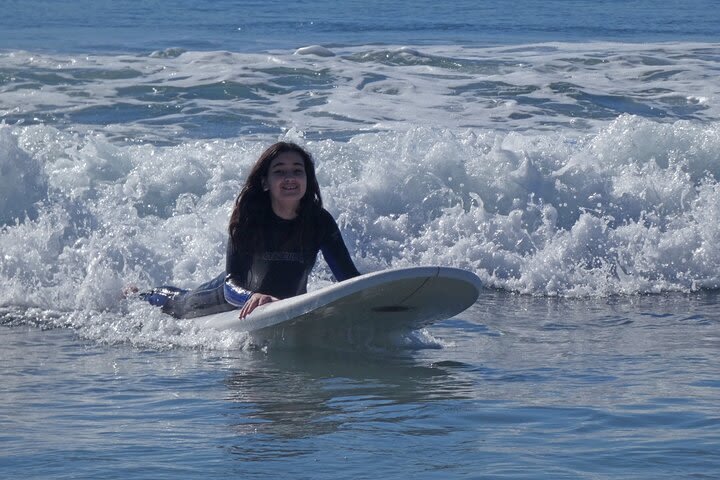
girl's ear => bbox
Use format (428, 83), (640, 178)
(261, 178), (269, 191)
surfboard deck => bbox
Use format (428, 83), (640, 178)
(194, 266), (482, 335)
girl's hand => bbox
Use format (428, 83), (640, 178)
(240, 293), (279, 319)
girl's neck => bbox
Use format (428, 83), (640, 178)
(271, 200), (299, 220)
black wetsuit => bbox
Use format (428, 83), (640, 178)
(142, 208), (360, 319)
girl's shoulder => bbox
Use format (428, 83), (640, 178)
(314, 207), (340, 228)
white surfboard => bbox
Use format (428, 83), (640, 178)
(194, 266), (482, 335)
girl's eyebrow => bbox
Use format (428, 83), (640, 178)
(271, 160), (305, 168)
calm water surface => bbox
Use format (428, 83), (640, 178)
(3, 292), (719, 479)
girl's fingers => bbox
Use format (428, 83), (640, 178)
(239, 298), (255, 319)
(239, 294), (277, 319)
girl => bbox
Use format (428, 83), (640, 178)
(142, 142), (360, 319)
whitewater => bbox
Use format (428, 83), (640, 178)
(2, 43), (720, 347)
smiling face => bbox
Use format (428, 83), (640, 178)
(263, 151), (308, 219)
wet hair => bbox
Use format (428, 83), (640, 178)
(228, 141), (322, 250)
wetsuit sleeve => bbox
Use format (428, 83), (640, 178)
(223, 275), (253, 307)
(224, 237), (254, 307)
(319, 210), (360, 281)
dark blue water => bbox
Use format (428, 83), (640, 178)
(2, 0), (719, 53)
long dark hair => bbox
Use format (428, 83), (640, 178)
(228, 141), (322, 250)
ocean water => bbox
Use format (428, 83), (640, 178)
(2, 1), (720, 478)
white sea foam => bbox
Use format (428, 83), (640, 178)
(294, 45), (335, 57)
(1, 42), (720, 348)
(1, 43), (718, 142)
(2, 116), (720, 322)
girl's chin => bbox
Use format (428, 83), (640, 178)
(276, 193), (302, 200)
(272, 195), (303, 207)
